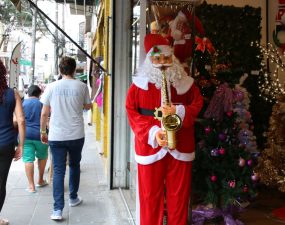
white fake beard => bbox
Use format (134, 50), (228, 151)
(135, 56), (187, 89)
(152, 63), (173, 68)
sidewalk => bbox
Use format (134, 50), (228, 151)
(1, 122), (133, 225)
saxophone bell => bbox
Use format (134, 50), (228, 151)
(160, 69), (182, 150)
(162, 114), (182, 149)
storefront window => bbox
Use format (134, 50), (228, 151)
(131, 1), (140, 75)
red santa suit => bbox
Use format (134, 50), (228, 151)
(170, 10), (205, 65)
(126, 34), (203, 225)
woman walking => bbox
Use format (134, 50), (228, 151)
(0, 60), (25, 225)
(23, 85), (48, 193)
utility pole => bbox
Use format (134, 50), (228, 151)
(31, 0), (38, 84)
(53, 2), (59, 79)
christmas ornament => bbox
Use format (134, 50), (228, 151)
(251, 173), (259, 181)
(226, 111), (233, 117)
(204, 126), (211, 135)
(219, 147), (226, 155)
(234, 90), (244, 102)
(228, 180), (236, 188)
(218, 133), (227, 141)
(210, 175), (217, 182)
(239, 158), (246, 167)
(247, 159), (253, 167)
(211, 149), (219, 157)
(243, 185), (249, 193)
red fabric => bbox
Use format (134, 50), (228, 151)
(126, 82), (203, 156)
(272, 206), (285, 221)
(171, 12), (205, 63)
(126, 80), (202, 224)
(144, 34), (170, 54)
(138, 153), (192, 225)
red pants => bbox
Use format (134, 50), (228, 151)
(138, 153), (192, 225)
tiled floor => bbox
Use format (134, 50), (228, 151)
(1, 123), (132, 225)
(2, 118), (285, 225)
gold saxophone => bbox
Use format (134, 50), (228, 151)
(161, 69), (182, 149)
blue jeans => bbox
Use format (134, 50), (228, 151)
(49, 138), (85, 211)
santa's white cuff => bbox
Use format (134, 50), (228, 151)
(176, 105), (185, 121)
(148, 125), (161, 148)
(174, 39), (186, 45)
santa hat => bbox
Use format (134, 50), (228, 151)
(144, 34), (172, 56)
(178, 9), (205, 36)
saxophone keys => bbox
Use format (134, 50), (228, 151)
(154, 107), (163, 121)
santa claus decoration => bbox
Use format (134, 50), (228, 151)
(169, 9), (205, 65)
(126, 33), (203, 225)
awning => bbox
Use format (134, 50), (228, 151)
(54, 0), (95, 6)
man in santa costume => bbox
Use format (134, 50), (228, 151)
(126, 33), (203, 225)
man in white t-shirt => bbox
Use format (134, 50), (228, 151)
(40, 56), (92, 221)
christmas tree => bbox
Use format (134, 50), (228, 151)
(193, 83), (257, 208)
(190, 4), (265, 215)
(192, 39), (258, 212)
(253, 41), (285, 193)
(255, 93), (285, 192)
(190, 47), (259, 225)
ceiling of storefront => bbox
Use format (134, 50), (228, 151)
(54, 0), (96, 6)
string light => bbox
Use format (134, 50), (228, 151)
(251, 41), (285, 102)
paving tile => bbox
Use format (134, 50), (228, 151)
(1, 121), (132, 225)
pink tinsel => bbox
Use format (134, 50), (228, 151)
(204, 83), (233, 121)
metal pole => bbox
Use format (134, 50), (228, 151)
(54, 2), (59, 79)
(31, 0), (38, 84)
(26, 0), (107, 74)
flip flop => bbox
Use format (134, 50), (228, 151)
(35, 180), (48, 188)
(25, 188), (37, 193)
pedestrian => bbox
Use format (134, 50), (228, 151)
(40, 56), (92, 221)
(126, 34), (203, 225)
(22, 85), (48, 193)
(0, 60), (25, 225)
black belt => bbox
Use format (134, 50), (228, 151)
(138, 107), (162, 117)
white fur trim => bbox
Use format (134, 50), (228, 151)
(169, 149), (195, 161)
(177, 11), (187, 22)
(184, 34), (191, 39)
(174, 39), (186, 45)
(175, 105), (185, 121)
(174, 76), (194, 95)
(148, 126), (161, 148)
(133, 76), (149, 90)
(135, 148), (168, 165)
(172, 29), (183, 41)
(147, 45), (172, 56)
(135, 148), (195, 165)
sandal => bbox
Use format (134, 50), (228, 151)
(0, 218), (9, 225)
(25, 188), (37, 193)
(36, 180), (48, 188)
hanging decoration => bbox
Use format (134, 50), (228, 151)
(273, 0), (285, 52)
(252, 41), (285, 102)
(149, 0), (202, 8)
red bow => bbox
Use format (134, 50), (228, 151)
(195, 36), (215, 54)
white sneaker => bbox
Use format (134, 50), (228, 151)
(50, 210), (63, 220)
(0, 218), (9, 225)
(69, 196), (83, 207)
